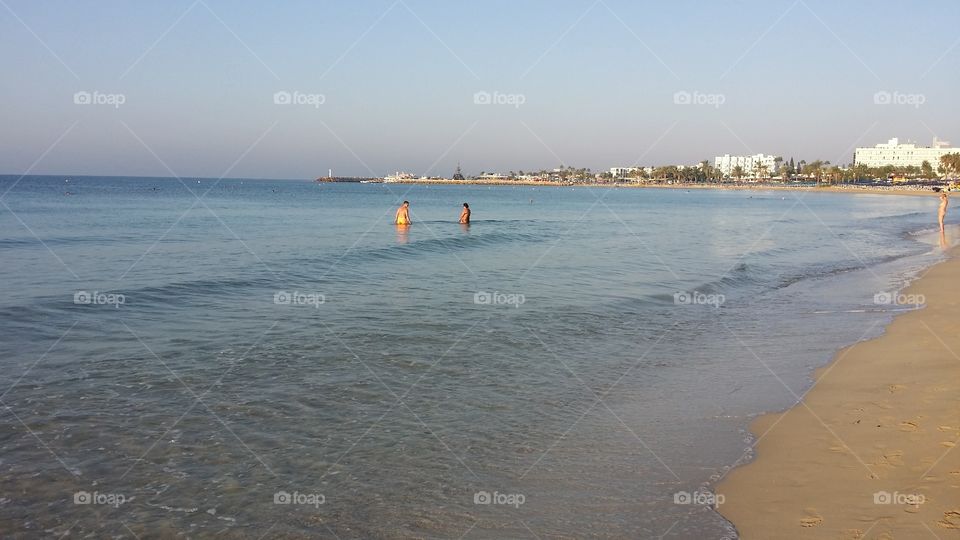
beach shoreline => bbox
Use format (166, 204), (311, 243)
(716, 245), (960, 538)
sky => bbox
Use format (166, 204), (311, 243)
(0, 0), (957, 179)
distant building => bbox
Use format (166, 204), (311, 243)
(383, 171), (417, 182)
(714, 154), (779, 177)
(854, 138), (959, 169)
(610, 167), (642, 179)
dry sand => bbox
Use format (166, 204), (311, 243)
(717, 247), (960, 538)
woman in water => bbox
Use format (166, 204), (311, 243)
(938, 191), (948, 233)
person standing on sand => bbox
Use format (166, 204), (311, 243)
(395, 201), (411, 225)
(938, 192), (948, 233)
(459, 203), (470, 224)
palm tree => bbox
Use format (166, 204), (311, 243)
(940, 153), (960, 178)
(852, 164), (870, 183)
(754, 162), (769, 181)
(699, 160), (714, 183)
(731, 165), (745, 183)
(802, 160), (829, 184)
(827, 165), (843, 185)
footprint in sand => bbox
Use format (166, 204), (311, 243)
(949, 470), (960, 478)
(899, 421), (919, 432)
(876, 450), (904, 467)
(941, 441), (956, 448)
(938, 510), (960, 529)
(800, 508), (823, 528)
(888, 384), (906, 393)
(840, 528), (865, 539)
(937, 425), (957, 432)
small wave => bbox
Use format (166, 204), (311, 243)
(0, 235), (143, 249)
(685, 263), (755, 295)
(866, 211), (927, 223)
(337, 230), (552, 264)
(810, 307), (920, 314)
(129, 276), (279, 305)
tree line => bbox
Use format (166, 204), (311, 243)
(471, 154), (960, 184)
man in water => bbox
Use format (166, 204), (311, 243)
(395, 201), (411, 225)
(459, 203), (470, 224)
(939, 191), (949, 233)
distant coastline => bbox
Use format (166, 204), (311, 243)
(360, 177), (946, 196)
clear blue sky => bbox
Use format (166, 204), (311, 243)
(1, 0), (957, 178)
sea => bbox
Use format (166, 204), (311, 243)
(0, 175), (951, 539)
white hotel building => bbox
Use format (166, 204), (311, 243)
(854, 138), (959, 169)
(610, 167), (640, 178)
(714, 154), (779, 177)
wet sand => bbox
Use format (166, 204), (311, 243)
(717, 246), (960, 538)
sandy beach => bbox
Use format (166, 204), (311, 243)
(717, 246), (960, 538)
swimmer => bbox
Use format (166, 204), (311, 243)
(395, 200), (411, 225)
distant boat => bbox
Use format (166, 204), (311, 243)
(383, 172), (417, 183)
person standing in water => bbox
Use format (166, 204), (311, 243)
(938, 191), (949, 233)
(395, 201), (411, 225)
(459, 203), (470, 224)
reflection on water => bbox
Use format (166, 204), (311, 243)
(395, 223), (410, 244)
